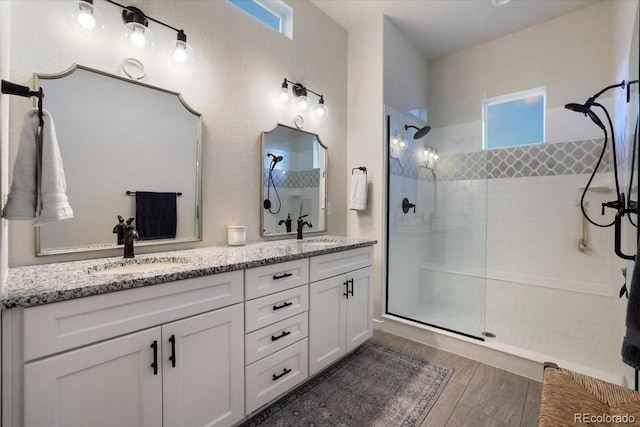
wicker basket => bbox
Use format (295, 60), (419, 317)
(539, 363), (640, 426)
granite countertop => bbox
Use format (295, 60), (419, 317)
(2, 236), (377, 309)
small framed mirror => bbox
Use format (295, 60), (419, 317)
(35, 64), (202, 255)
(261, 124), (327, 236)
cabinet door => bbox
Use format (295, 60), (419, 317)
(346, 266), (373, 352)
(309, 275), (347, 376)
(162, 303), (244, 427)
(24, 327), (162, 427)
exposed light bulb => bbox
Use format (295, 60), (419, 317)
(392, 137), (399, 145)
(279, 87), (289, 102)
(399, 140), (406, 148)
(429, 152), (434, 158)
(65, 1), (104, 35)
(77, 8), (96, 28)
(423, 149), (429, 156)
(433, 153), (439, 160)
(297, 96), (309, 111)
(174, 44), (187, 62)
(315, 97), (329, 118)
(131, 27), (146, 47)
(316, 103), (328, 117)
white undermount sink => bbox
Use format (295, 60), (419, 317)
(89, 257), (185, 275)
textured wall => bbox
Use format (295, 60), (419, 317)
(5, 0), (347, 266)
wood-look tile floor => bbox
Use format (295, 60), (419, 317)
(372, 330), (541, 427)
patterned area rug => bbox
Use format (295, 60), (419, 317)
(243, 341), (453, 426)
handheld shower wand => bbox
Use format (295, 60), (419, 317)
(264, 153), (284, 214)
(565, 81), (626, 228)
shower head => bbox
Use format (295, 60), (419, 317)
(404, 124), (431, 140)
(564, 102), (593, 114)
(267, 153), (284, 170)
(267, 153), (284, 163)
(565, 101), (605, 129)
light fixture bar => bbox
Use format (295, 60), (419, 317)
(104, 0), (182, 33)
(283, 78), (324, 99)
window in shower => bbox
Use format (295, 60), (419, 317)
(483, 87), (546, 150)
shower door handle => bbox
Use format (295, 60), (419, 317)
(402, 198), (416, 214)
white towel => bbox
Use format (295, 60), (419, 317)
(349, 173), (368, 211)
(2, 108), (73, 223)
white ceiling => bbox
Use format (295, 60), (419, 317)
(310, 0), (603, 59)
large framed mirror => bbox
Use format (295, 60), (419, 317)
(35, 64), (202, 255)
(261, 124), (327, 236)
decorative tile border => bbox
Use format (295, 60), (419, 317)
(264, 168), (320, 188)
(390, 139), (609, 181)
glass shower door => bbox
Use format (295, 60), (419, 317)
(386, 98), (488, 339)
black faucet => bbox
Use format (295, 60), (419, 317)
(123, 222), (139, 258)
(278, 213), (292, 232)
(296, 214), (312, 240)
(112, 215), (126, 245)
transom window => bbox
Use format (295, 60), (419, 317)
(228, 0), (293, 39)
(483, 87), (546, 150)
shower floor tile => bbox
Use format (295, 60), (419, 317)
(400, 302), (621, 375)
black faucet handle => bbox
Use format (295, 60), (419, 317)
(126, 217), (135, 225)
(298, 214), (308, 220)
(117, 215), (125, 223)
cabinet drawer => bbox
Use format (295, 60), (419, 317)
(245, 259), (309, 300)
(245, 338), (308, 414)
(245, 312), (308, 365)
(23, 271), (244, 362)
(309, 246), (373, 282)
(245, 285), (308, 333)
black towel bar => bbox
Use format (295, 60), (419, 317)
(1, 79), (44, 126)
(126, 191), (182, 196)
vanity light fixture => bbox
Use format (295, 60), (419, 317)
(69, 0), (195, 62)
(279, 78), (329, 118)
(279, 79), (290, 102)
(65, 0), (105, 32)
(423, 146), (438, 160)
(171, 30), (194, 63)
(121, 6), (154, 49)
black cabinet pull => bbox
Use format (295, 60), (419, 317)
(169, 335), (176, 368)
(272, 368), (292, 381)
(150, 340), (158, 375)
(273, 272), (293, 280)
(348, 278), (354, 297)
(271, 330), (291, 341)
(343, 280), (349, 299)
(273, 301), (293, 311)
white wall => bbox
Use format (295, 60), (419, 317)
(0, 0), (10, 290)
(383, 18), (429, 113)
(4, 0), (347, 266)
(346, 15), (384, 319)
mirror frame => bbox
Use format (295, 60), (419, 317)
(260, 123), (328, 237)
(34, 64), (203, 255)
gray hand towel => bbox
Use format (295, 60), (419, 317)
(622, 239), (640, 370)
